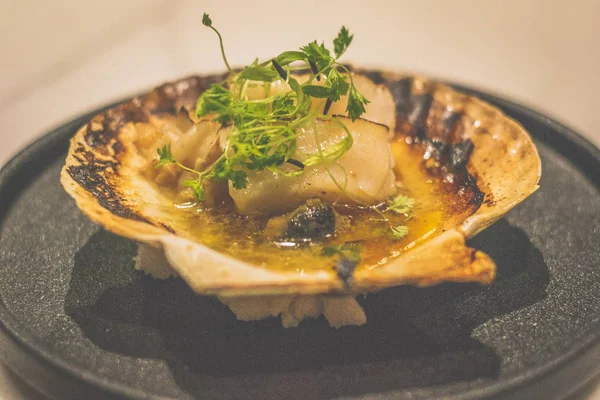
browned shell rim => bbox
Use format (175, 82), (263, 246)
(60, 68), (541, 295)
(63, 69), (540, 235)
(64, 72), (228, 226)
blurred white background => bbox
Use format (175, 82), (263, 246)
(1, 0), (599, 166)
(0, 0), (599, 399)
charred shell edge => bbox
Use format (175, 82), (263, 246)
(60, 67), (541, 295)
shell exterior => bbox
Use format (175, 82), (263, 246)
(60, 68), (541, 296)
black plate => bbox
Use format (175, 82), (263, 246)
(0, 86), (599, 400)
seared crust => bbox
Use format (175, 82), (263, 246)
(60, 68), (541, 296)
(365, 70), (541, 238)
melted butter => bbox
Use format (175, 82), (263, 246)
(159, 135), (479, 273)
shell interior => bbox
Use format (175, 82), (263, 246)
(61, 68), (541, 297)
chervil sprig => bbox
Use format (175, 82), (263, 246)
(156, 144), (175, 167)
(391, 225), (409, 240)
(156, 144), (210, 201)
(368, 192), (415, 240)
(322, 242), (361, 262)
(333, 26), (354, 59)
(385, 193), (415, 215)
(155, 15), (417, 244)
(382, 194), (415, 240)
(158, 14), (370, 203)
(202, 13), (231, 72)
(346, 85), (370, 121)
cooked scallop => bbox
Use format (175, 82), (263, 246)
(226, 117), (396, 215)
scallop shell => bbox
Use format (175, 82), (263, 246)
(60, 68), (541, 296)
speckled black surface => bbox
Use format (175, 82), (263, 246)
(0, 92), (599, 400)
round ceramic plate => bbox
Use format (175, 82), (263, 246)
(0, 85), (599, 400)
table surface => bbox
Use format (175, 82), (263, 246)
(1, 0), (599, 399)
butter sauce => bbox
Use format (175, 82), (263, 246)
(155, 134), (480, 274)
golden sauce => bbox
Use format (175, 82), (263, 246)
(159, 135), (479, 273)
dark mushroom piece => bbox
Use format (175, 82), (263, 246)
(264, 198), (340, 244)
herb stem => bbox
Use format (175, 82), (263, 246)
(207, 25), (231, 72)
(168, 17), (375, 208)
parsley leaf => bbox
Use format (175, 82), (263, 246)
(322, 242), (361, 262)
(209, 157), (249, 189)
(391, 225), (409, 240)
(300, 41), (331, 72)
(333, 26), (354, 59)
(301, 68), (350, 102)
(229, 169), (249, 189)
(183, 179), (206, 201)
(271, 94), (295, 117)
(386, 194), (415, 215)
(346, 86), (370, 121)
(325, 68), (350, 102)
(156, 144), (175, 167)
(195, 83), (233, 123)
(202, 13), (212, 27)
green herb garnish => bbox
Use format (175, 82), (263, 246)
(369, 194), (415, 240)
(390, 225), (409, 240)
(333, 26), (354, 59)
(322, 242), (361, 262)
(385, 193), (415, 215)
(322, 242), (362, 283)
(156, 144), (175, 167)
(157, 14), (369, 202)
(202, 13), (231, 72)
